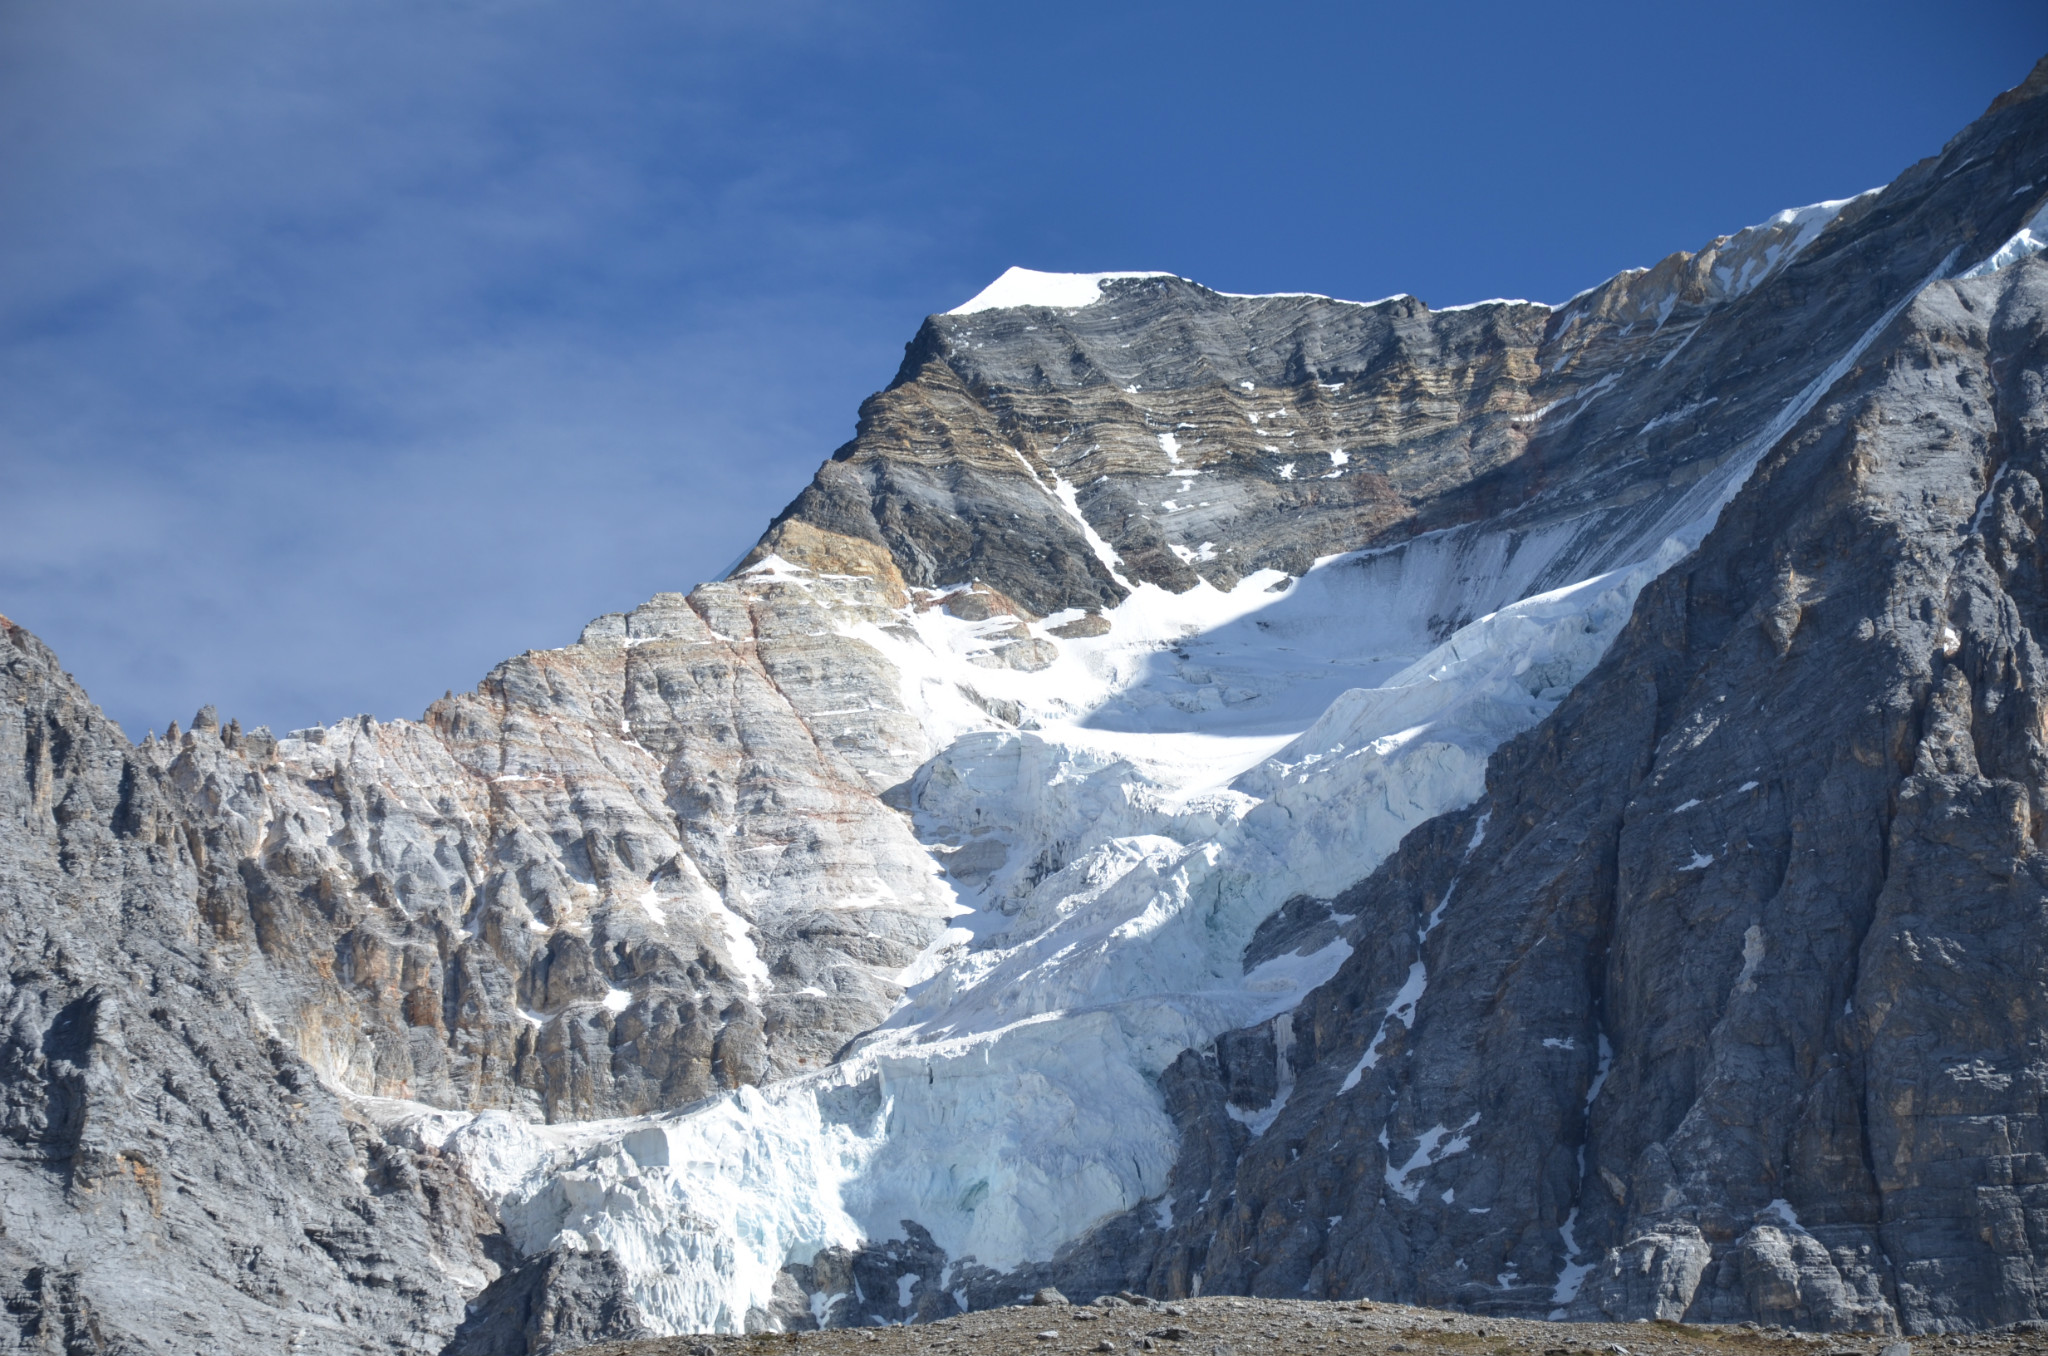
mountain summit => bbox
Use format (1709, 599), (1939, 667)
(4, 54), (2048, 1354)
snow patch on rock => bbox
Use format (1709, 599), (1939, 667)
(949, 268), (1173, 315)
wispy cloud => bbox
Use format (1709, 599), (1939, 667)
(0, 0), (946, 735)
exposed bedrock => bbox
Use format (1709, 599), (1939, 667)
(113, 570), (955, 1126)
(1081, 167), (2048, 1336)
(0, 619), (497, 1353)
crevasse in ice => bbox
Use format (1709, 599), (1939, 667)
(367, 222), (1961, 1334)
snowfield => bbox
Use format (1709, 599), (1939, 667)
(947, 267), (1175, 315)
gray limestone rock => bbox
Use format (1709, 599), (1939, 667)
(0, 619), (495, 1353)
(123, 565), (957, 1126)
(443, 1247), (653, 1356)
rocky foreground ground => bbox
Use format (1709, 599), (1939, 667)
(574, 1295), (1985, 1356)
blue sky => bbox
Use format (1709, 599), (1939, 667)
(4, 1), (2044, 740)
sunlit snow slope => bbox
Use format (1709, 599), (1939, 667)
(389, 448), (1784, 1331)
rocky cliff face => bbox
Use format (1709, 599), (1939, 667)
(751, 187), (1879, 621)
(4, 55), (2048, 1355)
(0, 619), (498, 1353)
(143, 569), (957, 1124)
(1056, 63), (2048, 1333)
(1122, 255), (2048, 1329)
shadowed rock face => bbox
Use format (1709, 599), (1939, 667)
(1030, 59), (2048, 1337)
(2, 55), (2048, 1355)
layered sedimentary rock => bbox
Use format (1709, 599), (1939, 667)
(0, 619), (498, 1353)
(3, 54), (2048, 1356)
(0, 565), (965, 1351)
(127, 569), (956, 1124)
(754, 179), (1901, 622)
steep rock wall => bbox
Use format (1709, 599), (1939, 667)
(1073, 66), (2048, 1337)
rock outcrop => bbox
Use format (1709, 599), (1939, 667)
(0, 619), (494, 1353)
(114, 569), (957, 1124)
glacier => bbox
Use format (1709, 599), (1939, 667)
(351, 208), (1986, 1334)
(371, 519), (1722, 1331)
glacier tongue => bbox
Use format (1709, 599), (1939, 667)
(467, 539), (1693, 1330)
(446, 394), (1808, 1333)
